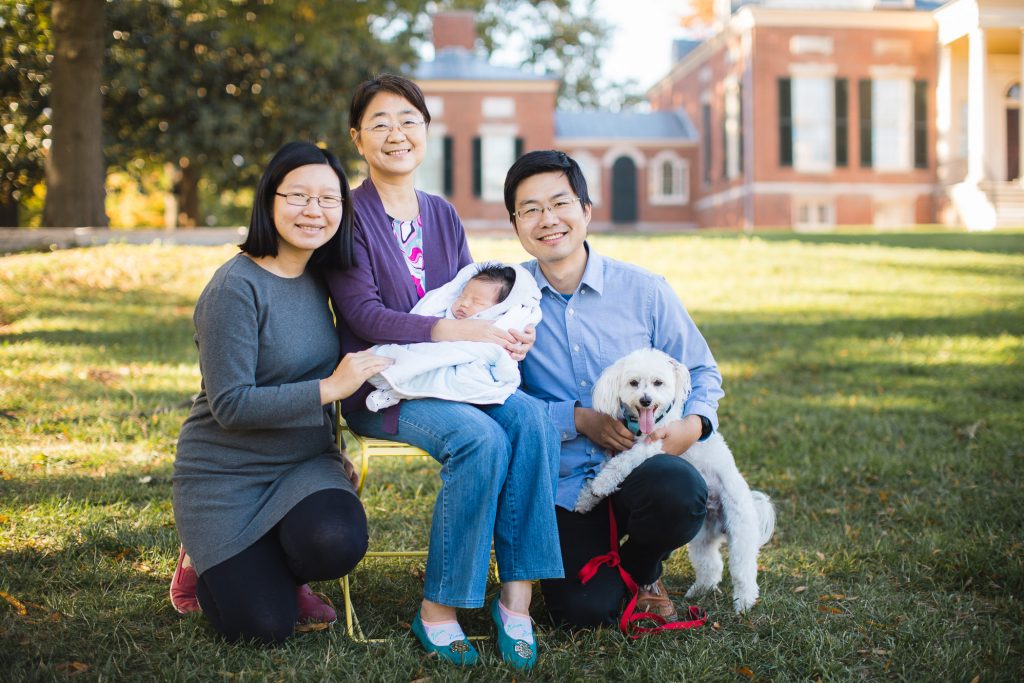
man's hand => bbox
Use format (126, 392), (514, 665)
(644, 414), (703, 456)
(506, 324), (536, 362)
(575, 406), (635, 455)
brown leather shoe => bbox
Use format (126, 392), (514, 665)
(636, 579), (678, 620)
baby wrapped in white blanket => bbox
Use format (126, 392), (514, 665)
(365, 262), (542, 411)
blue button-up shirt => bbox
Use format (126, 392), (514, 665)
(520, 245), (724, 510)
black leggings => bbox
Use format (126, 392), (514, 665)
(540, 455), (708, 628)
(195, 489), (368, 645)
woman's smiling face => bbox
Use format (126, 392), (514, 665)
(350, 91), (428, 182)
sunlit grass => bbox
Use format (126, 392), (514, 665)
(1, 234), (1022, 681)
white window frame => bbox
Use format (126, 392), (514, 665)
(649, 151), (689, 206)
(480, 132), (516, 202)
(572, 150), (602, 206)
(792, 196), (835, 231)
(791, 74), (835, 173)
(872, 77), (914, 172)
(724, 78), (741, 180)
(482, 97), (515, 119)
(416, 126), (446, 197)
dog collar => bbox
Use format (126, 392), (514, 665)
(622, 416), (642, 438)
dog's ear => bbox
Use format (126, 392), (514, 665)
(591, 358), (625, 418)
(669, 358), (692, 407)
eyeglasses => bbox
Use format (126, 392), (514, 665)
(513, 197), (581, 224)
(275, 192), (343, 209)
(362, 118), (426, 137)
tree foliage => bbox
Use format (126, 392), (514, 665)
(104, 0), (426, 225)
(0, 0), (52, 226)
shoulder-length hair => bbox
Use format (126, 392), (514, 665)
(239, 141), (354, 270)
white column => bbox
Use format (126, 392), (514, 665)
(936, 43), (952, 183)
(966, 27), (988, 183)
(1018, 29), (1023, 183)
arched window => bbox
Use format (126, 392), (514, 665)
(649, 152), (689, 206)
(1007, 83), (1020, 103)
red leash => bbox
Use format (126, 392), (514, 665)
(577, 502), (707, 639)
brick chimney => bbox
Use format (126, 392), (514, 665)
(431, 11), (476, 51)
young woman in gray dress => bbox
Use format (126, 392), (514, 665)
(170, 142), (393, 644)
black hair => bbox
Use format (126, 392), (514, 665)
(503, 150), (592, 223)
(349, 73), (431, 132)
(470, 263), (517, 303)
(239, 141), (354, 270)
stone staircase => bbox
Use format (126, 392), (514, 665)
(980, 181), (1024, 228)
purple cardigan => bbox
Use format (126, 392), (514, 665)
(326, 178), (472, 418)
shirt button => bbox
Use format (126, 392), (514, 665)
(573, 344), (580, 352)
(580, 380), (588, 387)
(567, 308), (575, 316)
(562, 432), (569, 439)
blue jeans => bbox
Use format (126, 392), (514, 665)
(346, 390), (564, 608)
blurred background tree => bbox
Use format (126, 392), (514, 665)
(1, 0), (52, 227)
(1, 0), (629, 228)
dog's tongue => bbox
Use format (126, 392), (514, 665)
(639, 407), (655, 435)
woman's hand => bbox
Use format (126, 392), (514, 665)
(575, 406), (636, 455)
(507, 325), (536, 362)
(431, 318), (516, 347)
(320, 350), (393, 405)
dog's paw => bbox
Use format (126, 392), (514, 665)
(732, 591), (759, 613)
(685, 583), (721, 599)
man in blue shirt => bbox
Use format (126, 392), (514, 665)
(503, 150), (724, 627)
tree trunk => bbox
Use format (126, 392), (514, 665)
(42, 0), (107, 228)
(172, 163), (201, 228)
(0, 198), (19, 228)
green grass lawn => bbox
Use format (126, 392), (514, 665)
(1, 232), (1022, 681)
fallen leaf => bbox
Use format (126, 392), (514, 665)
(737, 666), (755, 679)
(409, 678), (431, 683)
(815, 551), (825, 561)
(969, 676), (980, 683)
(793, 586), (807, 593)
(0, 590), (28, 616)
(819, 594), (846, 601)
(818, 605), (843, 614)
(711, 621), (721, 630)
(137, 475), (153, 485)
(56, 662), (90, 675)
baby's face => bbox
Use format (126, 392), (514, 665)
(452, 279), (503, 319)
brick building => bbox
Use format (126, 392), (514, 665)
(413, 2), (1024, 231)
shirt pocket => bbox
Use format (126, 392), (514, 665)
(596, 332), (652, 375)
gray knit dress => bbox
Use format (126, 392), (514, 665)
(173, 254), (356, 575)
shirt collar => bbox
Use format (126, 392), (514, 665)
(533, 241), (605, 297)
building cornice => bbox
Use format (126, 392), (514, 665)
(419, 80), (559, 94)
(554, 137), (697, 148)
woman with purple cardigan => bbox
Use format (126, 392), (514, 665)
(326, 75), (562, 669)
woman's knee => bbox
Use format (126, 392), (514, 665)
(280, 490), (369, 580)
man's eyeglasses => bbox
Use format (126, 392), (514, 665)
(362, 119), (426, 137)
(513, 197), (581, 224)
(275, 192), (343, 209)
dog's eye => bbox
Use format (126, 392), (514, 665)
(629, 379), (640, 388)
(653, 380), (663, 387)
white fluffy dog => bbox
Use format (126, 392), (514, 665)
(575, 348), (776, 612)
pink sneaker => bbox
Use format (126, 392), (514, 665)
(169, 545), (201, 614)
(296, 583), (337, 630)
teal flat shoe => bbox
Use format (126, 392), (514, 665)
(490, 598), (537, 670)
(410, 611), (478, 666)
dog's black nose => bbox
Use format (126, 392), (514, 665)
(639, 395), (652, 407)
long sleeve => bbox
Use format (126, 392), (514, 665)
(194, 278), (324, 430)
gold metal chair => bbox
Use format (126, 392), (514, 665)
(336, 412), (430, 642)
